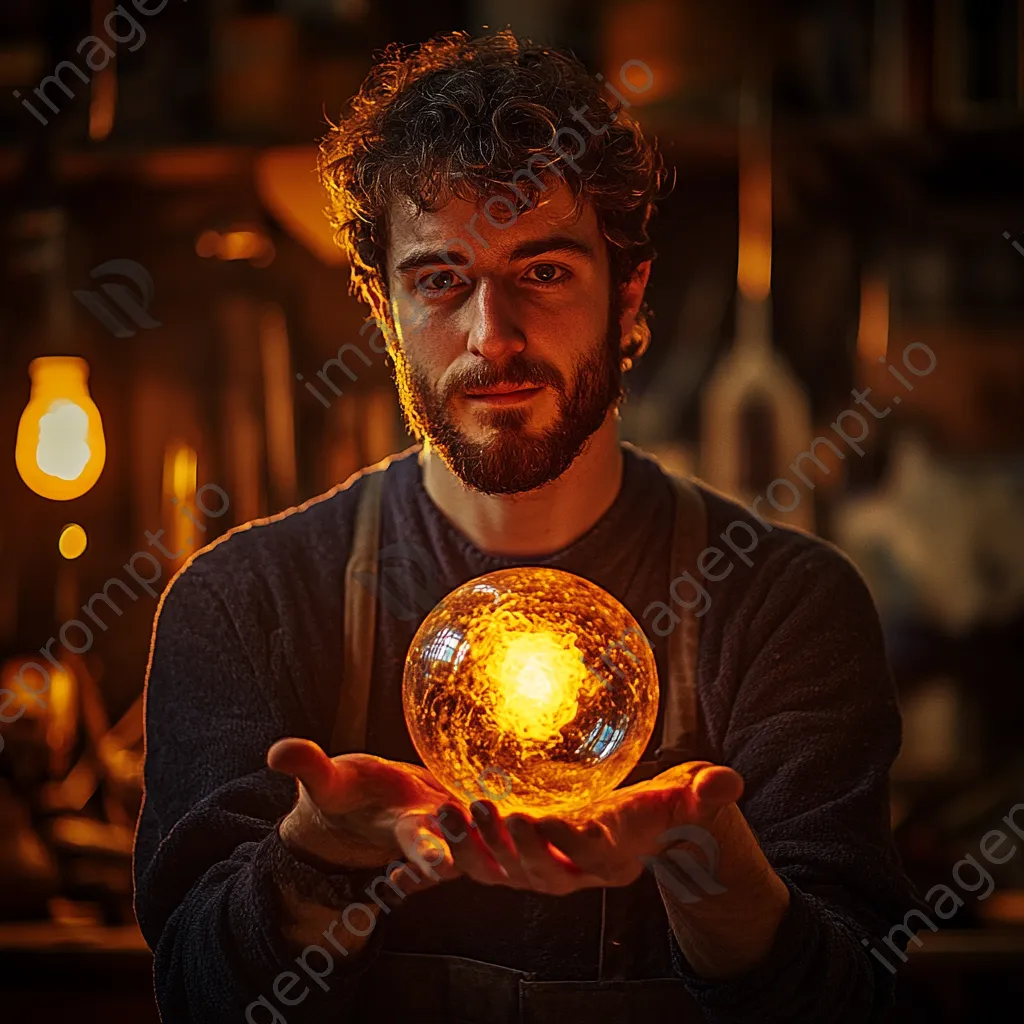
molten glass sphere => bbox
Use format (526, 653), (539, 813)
(402, 567), (659, 815)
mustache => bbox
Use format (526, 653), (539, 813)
(443, 356), (565, 400)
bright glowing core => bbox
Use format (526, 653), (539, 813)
(38, 401), (91, 480)
(487, 631), (583, 743)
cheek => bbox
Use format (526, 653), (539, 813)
(393, 307), (457, 378)
(392, 294), (435, 350)
(526, 292), (608, 354)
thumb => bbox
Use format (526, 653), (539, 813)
(268, 737), (351, 809)
(692, 764), (744, 815)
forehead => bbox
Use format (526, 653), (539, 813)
(385, 182), (602, 270)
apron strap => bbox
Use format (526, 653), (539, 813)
(598, 471), (708, 982)
(658, 474), (708, 760)
(332, 468), (385, 754)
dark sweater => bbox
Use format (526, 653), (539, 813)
(134, 443), (921, 1023)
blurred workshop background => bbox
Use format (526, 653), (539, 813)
(1, 1), (1023, 1020)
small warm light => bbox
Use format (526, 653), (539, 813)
(857, 275), (890, 362)
(58, 524), (88, 560)
(88, 66), (116, 141)
(195, 225), (275, 267)
(0, 657), (72, 724)
(195, 230), (220, 258)
(220, 230), (263, 260)
(15, 357), (106, 501)
(162, 441), (198, 564)
(737, 158), (772, 301)
(403, 568), (659, 815)
(170, 444), (197, 502)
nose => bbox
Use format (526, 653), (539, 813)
(465, 279), (526, 361)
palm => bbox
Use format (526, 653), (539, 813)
(269, 739), (454, 871)
(561, 766), (706, 880)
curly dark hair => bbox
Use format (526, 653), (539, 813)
(318, 29), (669, 363)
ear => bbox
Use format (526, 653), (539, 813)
(618, 260), (652, 345)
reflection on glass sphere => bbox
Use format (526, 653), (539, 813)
(402, 567), (659, 815)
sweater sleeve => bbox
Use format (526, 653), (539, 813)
(133, 556), (385, 1024)
(670, 543), (927, 1023)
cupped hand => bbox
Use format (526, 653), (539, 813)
(436, 761), (744, 896)
(268, 737), (461, 883)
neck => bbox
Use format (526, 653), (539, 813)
(420, 414), (624, 557)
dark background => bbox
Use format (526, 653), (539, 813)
(1, 1), (1023, 1020)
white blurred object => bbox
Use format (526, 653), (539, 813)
(700, 84), (816, 533)
(835, 432), (1024, 633)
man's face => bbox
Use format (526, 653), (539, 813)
(381, 183), (625, 495)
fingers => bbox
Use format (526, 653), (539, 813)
(394, 812), (460, 884)
(384, 860), (441, 900)
(691, 764), (744, 814)
(469, 801), (605, 893)
(505, 815), (602, 895)
(534, 817), (613, 876)
(268, 738), (355, 809)
(471, 800), (532, 887)
(653, 761), (744, 819)
(435, 803), (509, 885)
(506, 815), (579, 871)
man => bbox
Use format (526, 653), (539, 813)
(134, 30), (922, 1024)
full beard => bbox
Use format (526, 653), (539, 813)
(390, 308), (625, 495)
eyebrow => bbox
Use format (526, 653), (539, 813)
(392, 234), (595, 275)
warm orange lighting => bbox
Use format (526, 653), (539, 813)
(88, 0), (116, 141)
(88, 66), (116, 141)
(195, 226), (275, 266)
(162, 442), (198, 564)
(255, 148), (348, 267)
(0, 658), (71, 723)
(737, 157), (772, 301)
(403, 568), (659, 815)
(857, 275), (890, 362)
(58, 524), (88, 560)
(15, 357), (106, 501)
(195, 230), (220, 258)
(222, 230), (261, 260)
(487, 631), (583, 743)
(170, 444), (197, 502)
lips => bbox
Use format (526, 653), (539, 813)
(464, 383), (543, 397)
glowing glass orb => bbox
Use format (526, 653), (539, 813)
(402, 567), (659, 815)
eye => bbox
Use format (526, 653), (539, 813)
(524, 263), (570, 285)
(416, 269), (463, 296)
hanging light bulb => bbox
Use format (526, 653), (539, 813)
(15, 357), (106, 501)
